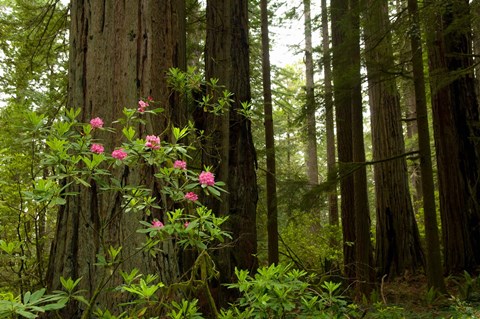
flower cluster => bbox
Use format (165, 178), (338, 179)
(174, 160), (187, 170)
(90, 144), (104, 154)
(184, 192), (198, 201)
(90, 117), (104, 129)
(199, 171), (215, 187)
(151, 220), (164, 228)
(138, 100), (149, 113)
(145, 135), (160, 150)
(112, 148), (128, 160)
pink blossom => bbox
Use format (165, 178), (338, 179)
(90, 143), (104, 154)
(184, 221), (190, 228)
(138, 100), (149, 113)
(112, 148), (127, 160)
(145, 135), (160, 150)
(90, 117), (104, 129)
(147, 96), (154, 101)
(151, 220), (164, 228)
(199, 171), (215, 187)
(184, 192), (198, 201)
(174, 160), (187, 170)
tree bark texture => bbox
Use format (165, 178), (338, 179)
(350, 0), (374, 295)
(408, 0), (446, 292)
(47, 1), (185, 317)
(331, 0), (356, 280)
(426, 0), (480, 273)
(204, 0), (258, 301)
(363, 0), (424, 278)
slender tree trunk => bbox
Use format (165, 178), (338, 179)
(46, 1), (185, 317)
(303, 0), (319, 186)
(407, 0), (446, 293)
(363, 0), (424, 279)
(331, 0), (356, 280)
(321, 0), (339, 227)
(425, 0), (480, 273)
(261, 0), (279, 265)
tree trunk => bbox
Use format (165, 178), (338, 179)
(204, 0), (258, 304)
(46, 1), (185, 317)
(425, 0), (480, 273)
(303, 0), (319, 186)
(351, 0), (374, 295)
(331, 0), (356, 280)
(363, 0), (424, 279)
(261, 0), (279, 265)
(321, 0), (338, 227)
(407, 0), (446, 293)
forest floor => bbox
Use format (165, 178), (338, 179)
(371, 274), (480, 318)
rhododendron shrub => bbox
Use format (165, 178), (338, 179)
(32, 99), (228, 317)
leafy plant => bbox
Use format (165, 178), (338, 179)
(222, 263), (360, 318)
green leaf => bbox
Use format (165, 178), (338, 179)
(15, 309), (39, 319)
(122, 127), (136, 141)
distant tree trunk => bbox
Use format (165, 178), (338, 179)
(407, 0), (446, 293)
(321, 0), (338, 227)
(425, 0), (480, 273)
(331, 0), (356, 280)
(261, 0), (279, 265)
(303, 0), (319, 186)
(204, 0), (258, 303)
(46, 1), (185, 317)
(350, 0), (374, 295)
(363, 0), (424, 278)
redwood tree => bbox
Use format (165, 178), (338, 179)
(331, 0), (356, 280)
(426, 0), (480, 273)
(363, 0), (424, 278)
(204, 0), (258, 288)
(46, 1), (186, 317)
(303, 0), (319, 186)
(261, 0), (279, 265)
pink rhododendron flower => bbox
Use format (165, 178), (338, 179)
(174, 160), (187, 170)
(184, 221), (190, 228)
(90, 143), (104, 154)
(145, 135), (160, 150)
(199, 171), (215, 187)
(147, 96), (154, 101)
(112, 148), (127, 160)
(90, 117), (104, 129)
(184, 192), (198, 201)
(151, 220), (164, 228)
(138, 100), (149, 113)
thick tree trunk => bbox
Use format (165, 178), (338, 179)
(204, 0), (258, 305)
(46, 1), (185, 317)
(426, 0), (480, 273)
(363, 0), (424, 278)
(261, 0), (279, 265)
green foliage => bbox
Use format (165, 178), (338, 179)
(0, 288), (68, 318)
(223, 263), (360, 318)
(167, 299), (204, 319)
